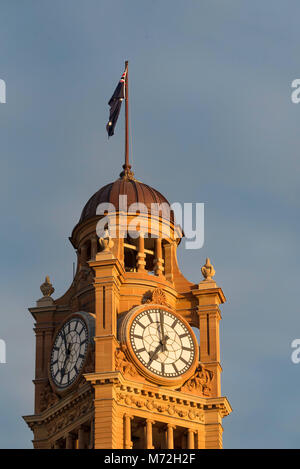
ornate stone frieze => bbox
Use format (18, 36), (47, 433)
(26, 385), (94, 436)
(115, 389), (204, 423)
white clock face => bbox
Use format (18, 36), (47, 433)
(130, 308), (196, 378)
(50, 317), (88, 390)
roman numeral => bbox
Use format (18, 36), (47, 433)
(135, 347), (146, 354)
(136, 320), (146, 329)
(133, 334), (143, 340)
(179, 333), (189, 339)
(172, 363), (179, 374)
(171, 319), (178, 328)
(180, 356), (188, 365)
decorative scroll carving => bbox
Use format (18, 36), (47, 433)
(40, 276), (55, 297)
(201, 258), (215, 281)
(181, 364), (213, 397)
(115, 347), (137, 377)
(40, 383), (60, 412)
(142, 288), (170, 307)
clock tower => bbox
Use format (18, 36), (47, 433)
(23, 163), (231, 449)
(23, 64), (231, 449)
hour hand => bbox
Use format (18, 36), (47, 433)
(148, 343), (163, 366)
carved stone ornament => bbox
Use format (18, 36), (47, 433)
(142, 288), (170, 307)
(40, 276), (55, 297)
(99, 229), (114, 252)
(83, 349), (95, 374)
(40, 382), (60, 412)
(201, 258), (216, 281)
(115, 347), (137, 378)
(181, 364), (213, 397)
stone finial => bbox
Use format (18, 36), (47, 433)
(201, 258), (215, 281)
(99, 229), (114, 252)
(40, 276), (55, 297)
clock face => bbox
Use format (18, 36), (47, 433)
(50, 317), (89, 390)
(129, 308), (196, 378)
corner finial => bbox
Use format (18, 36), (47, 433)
(201, 258), (216, 281)
(99, 229), (114, 253)
(40, 276), (55, 297)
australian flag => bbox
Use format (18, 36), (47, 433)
(106, 68), (127, 137)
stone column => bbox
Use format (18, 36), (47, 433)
(187, 429), (195, 449)
(136, 233), (146, 272)
(78, 425), (87, 449)
(166, 424), (175, 449)
(154, 238), (163, 276)
(144, 419), (154, 449)
(124, 414), (133, 449)
(66, 433), (75, 449)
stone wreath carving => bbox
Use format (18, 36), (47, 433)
(142, 288), (170, 307)
(181, 364), (213, 397)
(40, 382), (60, 412)
(115, 347), (137, 378)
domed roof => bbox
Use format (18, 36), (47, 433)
(79, 174), (174, 224)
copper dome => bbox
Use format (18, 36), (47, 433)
(79, 177), (174, 224)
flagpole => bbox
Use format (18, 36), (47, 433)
(124, 60), (130, 170)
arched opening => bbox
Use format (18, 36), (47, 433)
(124, 235), (137, 272)
(144, 237), (155, 274)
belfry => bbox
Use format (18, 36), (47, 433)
(23, 63), (231, 449)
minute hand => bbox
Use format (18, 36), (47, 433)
(160, 311), (167, 351)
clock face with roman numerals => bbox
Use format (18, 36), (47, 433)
(50, 317), (89, 390)
(129, 308), (196, 378)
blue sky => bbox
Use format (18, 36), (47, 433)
(0, 0), (300, 448)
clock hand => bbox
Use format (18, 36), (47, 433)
(159, 311), (166, 350)
(62, 330), (68, 353)
(148, 342), (163, 366)
(61, 343), (72, 377)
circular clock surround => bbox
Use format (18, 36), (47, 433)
(49, 312), (95, 394)
(119, 305), (198, 386)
